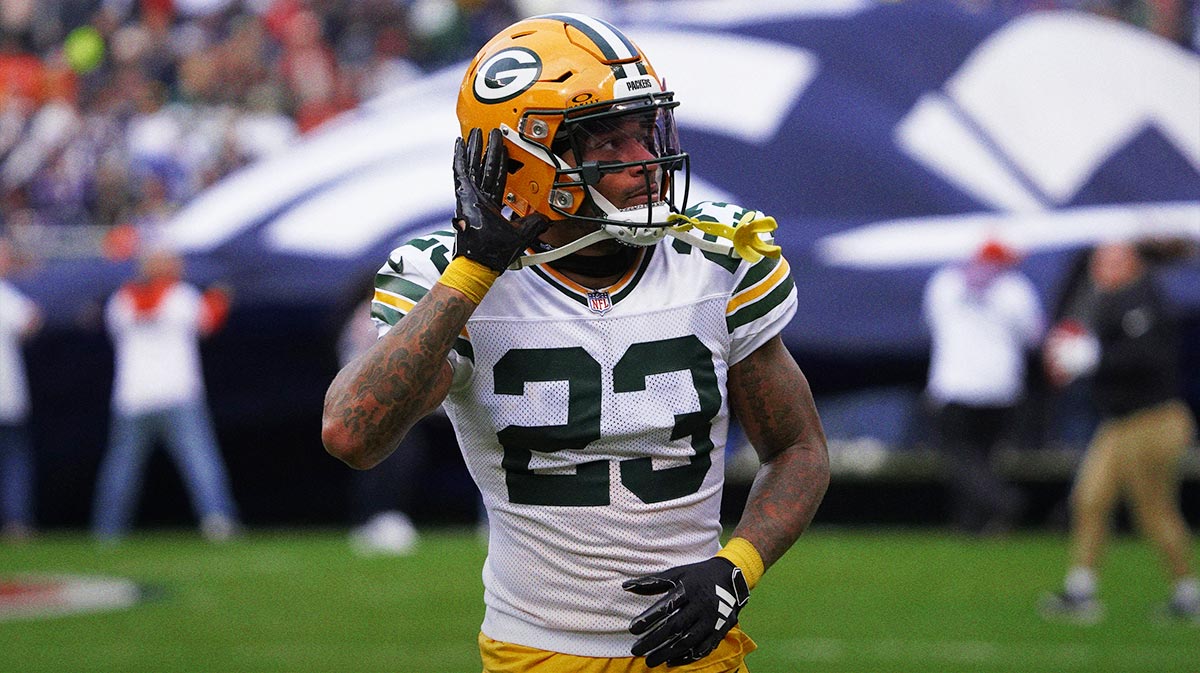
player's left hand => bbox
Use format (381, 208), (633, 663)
(623, 557), (749, 667)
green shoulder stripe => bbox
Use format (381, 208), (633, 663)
(371, 301), (403, 327)
(375, 273), (428, 303)
(734, 256), (781, 294)
(726, 276), (795, 331)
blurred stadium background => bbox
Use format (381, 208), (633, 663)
(1, 0), (1198, 670)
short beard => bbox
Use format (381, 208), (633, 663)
(546, 245), (637, 278)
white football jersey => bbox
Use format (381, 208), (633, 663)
(372, 202), (797, 656)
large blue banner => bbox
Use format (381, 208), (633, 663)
(21, 2), (1200, 359)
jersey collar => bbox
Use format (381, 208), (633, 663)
(528, 245), (655, 309)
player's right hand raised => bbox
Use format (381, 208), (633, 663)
(452, 127), (549, 273)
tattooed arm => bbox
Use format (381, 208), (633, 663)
(323, 126), (552, 469)
(726, 335), (830, 567)
(321, 283), (473, 469)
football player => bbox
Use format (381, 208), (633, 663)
(322, 13), (830, 672)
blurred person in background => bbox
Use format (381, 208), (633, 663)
(0, 235), (42, 542)
(1040, 239), (1199, 624)
(954, 0), (1196, 48)
(352, 22), (422, 101)
(1084, 0), (1193, 46)
(323, 14), (829, 672)
(91, 247), (240, 542)
(923, 238), (1045, 535)
(275, 7), (354, 133)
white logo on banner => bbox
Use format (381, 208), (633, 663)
(820, 12), (1200, 268)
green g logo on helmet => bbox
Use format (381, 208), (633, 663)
(473, 47), (543, 104)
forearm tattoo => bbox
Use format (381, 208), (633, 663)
(324, 284), (473, 465)
(729, 339), (831, 568)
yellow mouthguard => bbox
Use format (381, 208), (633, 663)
(667, 211), (782, 264)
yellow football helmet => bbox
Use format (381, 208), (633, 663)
(456, 13), (691, 265)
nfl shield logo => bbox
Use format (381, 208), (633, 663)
(586, 290), (613, 315)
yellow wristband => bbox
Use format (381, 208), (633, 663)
(715, 537), (765, 590)
(437, 257), (500, 305)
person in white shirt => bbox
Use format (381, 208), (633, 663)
(924, 239), (1045, 534)
(92, 248), (240, 542)
(0, 236), (42, 541)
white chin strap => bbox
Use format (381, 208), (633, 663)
(507, 227), (738, 271)
(507, 183), (741, 270)
(507, 229), (614, 270)
(507, 221), (742, 271)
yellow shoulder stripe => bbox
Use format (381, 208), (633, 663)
(726, 257), (791, 315)
(374, 289), (415, 313)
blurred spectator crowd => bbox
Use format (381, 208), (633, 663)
(0, 0), (526, 257)
(959, 0), (1197, 46)
(0, 0), (1194, 260)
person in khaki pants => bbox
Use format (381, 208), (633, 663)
(1041, 241), (1199, 623)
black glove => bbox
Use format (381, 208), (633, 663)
(623, 557), (750, 668)
(452, 127), (549, 272)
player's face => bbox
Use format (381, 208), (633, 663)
(1090, 242), (1142, 291)
(573, 112), (663, 210)
(140, 250), (183, 281)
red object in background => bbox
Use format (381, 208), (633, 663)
(199, 287), (231, 335)
(0, 53), (45, 104)
(125, 277), (175, 318)
(1051, 318), (1088, 339)
(40, 63), (79, 104)
(116, 277), (231, 334)
(141, 0), (176, 20)
(0, 578), (65, 607)
(295, 94), (356, 133)
(974, 239), (1020, 267)
(263, 0), (306, 41)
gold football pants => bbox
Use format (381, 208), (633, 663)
(479, 628), (756, 673)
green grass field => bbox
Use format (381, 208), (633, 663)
(2, 528), (1197, 672)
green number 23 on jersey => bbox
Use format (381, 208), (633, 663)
(494, 335), (720, 506)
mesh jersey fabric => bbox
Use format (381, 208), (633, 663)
(371, 201), (797, 656)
